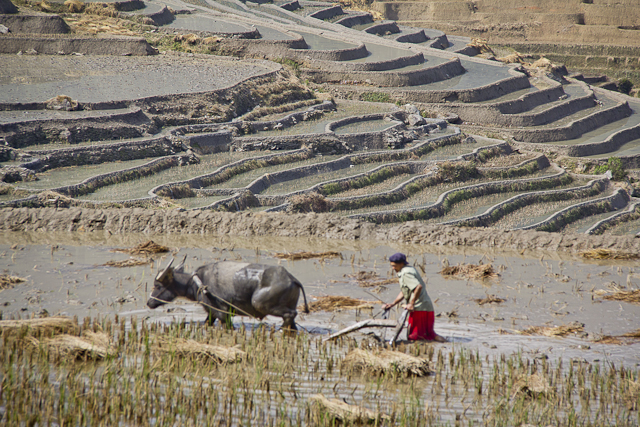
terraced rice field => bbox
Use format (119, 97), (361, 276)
(16, 158), (156, 190)
(77, 151), (259, 200)
(341, 169), (559, 216)
(213, 155), (341, 189)
(602, 216), (640, 235)
(254, 102), (397, 136)
(261, 162), (381, 195)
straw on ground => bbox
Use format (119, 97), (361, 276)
(99, 258), (151, 268)
(473, 295), (505, 305)
(517, 322), (585, 337)
(0, 316), (77, 334)
(0, 274), (26, 291)
(28, 331), (113, 360)
(580, 248), (639, 260)
(342, 348), (432, 376)
(112, 240), (170, 256)
(273, 251), (342, 260)
(154, 337), (246, 363)
(440, 263), (499, 279)
(310, 394), (389, 424)
(305, 295), (381, 312)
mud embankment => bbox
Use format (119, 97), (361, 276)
(1, 207), (639, 254)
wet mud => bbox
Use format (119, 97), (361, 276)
(1, 230), (638, 368)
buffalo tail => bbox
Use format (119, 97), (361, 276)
(296, 280), (310, 314)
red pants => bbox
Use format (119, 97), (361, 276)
(407, 310), (437, 341)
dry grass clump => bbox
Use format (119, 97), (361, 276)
(45, 95), (79, 111)
(113, 240), (170, 256)
(287, 193), (335, 213)
(29, 331), (113, 360)
(496, 52), (530, 64)
(83, 2), (119, 17)
(64, 0), (84, 13)
(602, 289), (640, 304)
(0, 316), (77, 335)
(518, 322), (585, 337)
(467, 38), (494, 55)
(154, 337), (246, 363)
(473, 295), (505, 305)
(64, 14), (142, 36)
(345, 271), (397, 288)
(0, 274), (26, 291)
(99, 258), (150, 268)
(580, 248), (639, 260)
(440, 263), (498, 280)
(274, 251), (341, 260)
(513, 374), (555, 399)
(174, 33), (200, 45)
(309, 394), (389, 424)
(306, 296), (380, 312)
(594, 288), (640, 304)
(342, 348), (433, 377)
(36, 190), (75, 207)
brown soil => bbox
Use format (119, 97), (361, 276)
(2, 207), (640, 254)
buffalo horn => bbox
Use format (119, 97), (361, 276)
(156, 257), (174, 281)
(176, 254), (188, 271)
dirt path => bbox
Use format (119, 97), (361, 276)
(1, 207), (639, 254)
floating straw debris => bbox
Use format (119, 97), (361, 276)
(99, 258), (151, 268)
(154, 337), (246, 363)
(0, 316), (77, 334)
(473, 295), (505, 305)
(309, 394), (389, 424)
(580, 248), (639, 260)
(593, 329), (640, 345)
(439, 263), (499, 280)
(596, 289), (640, 304)
(517, 322), (585, 337)
(342, 348), (432, 377)
(29, 331), (112, 360)
(513, 374), (555, 399)
(113, 240), (170, 256)
(345, 271), (397, 288)
(0, 274), (26, 290)
(305, 296), (380, 312)
(273, 251), (341, 260)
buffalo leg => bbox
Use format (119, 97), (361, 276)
(281, 312), (298, 331)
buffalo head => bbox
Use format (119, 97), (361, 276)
(147, 256), (187, 309)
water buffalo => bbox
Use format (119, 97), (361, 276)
(147, 257), (309, 330)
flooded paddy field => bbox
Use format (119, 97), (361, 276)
(253, 101), (397, 136)
(0, 232), (638, 425)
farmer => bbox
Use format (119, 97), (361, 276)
(383, 252), (446, 342)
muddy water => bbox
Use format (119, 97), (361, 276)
(1, 231), (638, 368)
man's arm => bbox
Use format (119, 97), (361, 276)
(383, 291), (404, 310)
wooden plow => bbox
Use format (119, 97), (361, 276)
(323, 309), (409, 345)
